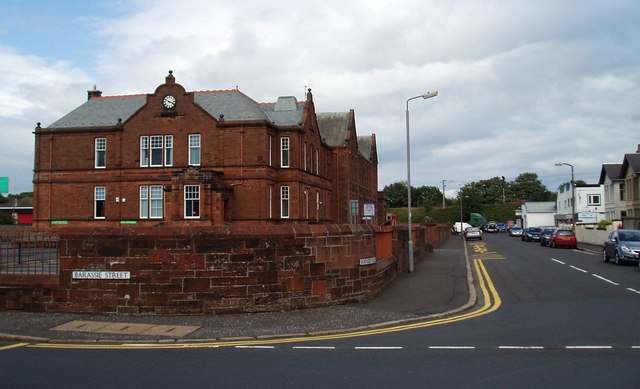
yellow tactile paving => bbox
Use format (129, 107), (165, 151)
(50, 320), (200, 337)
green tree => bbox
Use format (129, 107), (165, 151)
(510, 172), (554, 201)
(458, 177), (508, 205)
(383, 182), (408, 208)
(414, 185), (443, 210)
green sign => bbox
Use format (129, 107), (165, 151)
(0, 177), (8, 193)
(51, 220), (69, 225)
(120, 220), (137, 224)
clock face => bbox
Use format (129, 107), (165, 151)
(163, 95), (176, 109)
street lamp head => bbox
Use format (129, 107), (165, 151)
(422, 91), (438, 99)
(554, 162), (563, 167)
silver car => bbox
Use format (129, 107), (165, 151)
(464, 227), (482, 241)
(602, 229), (640, 265)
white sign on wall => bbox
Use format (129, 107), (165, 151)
(72, 271), (131, 280)
(359, 257), (376, 266)
(363, 202), (376, 217)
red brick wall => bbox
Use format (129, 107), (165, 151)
(9, 225), (399, 314)
(0, 223), (450, 314)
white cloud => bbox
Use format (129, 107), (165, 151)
(3, 0), (640, 196)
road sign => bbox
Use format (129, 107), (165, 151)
(0, 177), (8, 193)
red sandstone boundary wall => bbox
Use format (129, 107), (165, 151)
(0, 223), (449, 314)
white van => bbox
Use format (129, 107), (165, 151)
(453, 222), (472, 235)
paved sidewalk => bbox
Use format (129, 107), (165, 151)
(0, 237), (472, 343)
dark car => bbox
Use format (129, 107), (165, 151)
(540, 227), (557, 246)
(486, 222), (499, 233)
(522, 227), (542, 242)
(602, 229), (640, 265)
(549, 229), (577, 249)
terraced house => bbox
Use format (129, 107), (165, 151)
(33, 71), (381, 229)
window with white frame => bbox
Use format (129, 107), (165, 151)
(587, 194), (601, 206)
(140, 135), (172, 167)
(94, 186), (106, 219)
(184, 185), (200, 218)
(140, 136), (149, 167)
(303, 142), (307, 171)
(140, 185), (163, 218)
(189, 134), (201, 166)
(281, 137), (289, 168)
(268, 134), (273, 166)
(150, 135), (163, 166)
(268, 184), (273, 219)
(164, 135), (173, 166)
(95, 138), (106, 168)
(280, 186), (289, 218)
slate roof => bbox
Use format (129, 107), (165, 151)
(48, 95), (147, 129)
(622, 153), (640, 174)
(46, 90), (305, 129)
(598, 163), (623, 184)
(357, 135), (372, 159)
(259, 96), (304, 126)
(317, 112), (349, 147)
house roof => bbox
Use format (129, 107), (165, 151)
(48, 95), (147, 128)
(522, 201), (556, 213)
(357, 136), (372, 159)
(46, 89), (305, 129)
(598, 163), (623, 184)
(317, 112), (350, 146)
(621, 153), (640, 176)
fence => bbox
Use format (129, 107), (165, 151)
(0, 226), (59, 287)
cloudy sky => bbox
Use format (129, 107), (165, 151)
(2, 0), (639, 197)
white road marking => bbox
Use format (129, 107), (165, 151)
(627, 288), (640, 295)
(428, 346), (476, 350)
(550, 258), (566, 265)
(292, 346), (336, 350)
(565, 346), (612, 349)
(354, 346), (403, 350)
(592, 274), (620, 286)
(498, 346), (544, 350)
(569, 265), (588, 273)
(235, 345), (275, 349)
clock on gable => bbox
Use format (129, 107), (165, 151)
(162, 94), (176, 110)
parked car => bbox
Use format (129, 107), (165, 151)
(522, 227), (542, 242)
(508, 226), (523, 237)
(464, 227), (482, 241)
(548, 229), (577, 249)
(486, 222), (499, 233)
(540, 227), (557, 246)
(602, 229), (640, 265)
(453, 222), (472, 235)
(497, 223), (507, 232)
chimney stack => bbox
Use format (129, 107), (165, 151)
(87, 84), (102, 100)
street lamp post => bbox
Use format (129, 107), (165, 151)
(406, 91), (438, 273)
(555, 162), (575, 230)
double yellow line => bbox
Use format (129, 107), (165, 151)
(25, 258), (501, 350)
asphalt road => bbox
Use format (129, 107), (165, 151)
(2, 233), (639, 388)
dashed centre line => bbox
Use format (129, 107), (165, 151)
(592, 274), (619, 286)
(569, 265), (587, 273)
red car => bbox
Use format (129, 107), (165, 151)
(549, 229), (577, 249)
